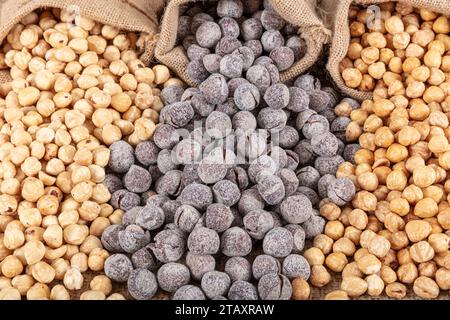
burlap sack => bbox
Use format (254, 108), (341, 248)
(0, 0), (165, 85)
(322, 0), (450, 101)
(155, 0), (331, 87)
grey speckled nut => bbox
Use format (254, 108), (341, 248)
(228, 78), (250, 96)
(257, 108), (287, 131)
(252, 254), (281, 280)
(197, 158), (229, 185)
(127, 269), (158, 300)
(287, 87), (309, 112)
(285, 150), (300, 171)
(228, 281), (258, 300)
(294, 74), (320, 92)
(179, 183), (213, 210)
(234, 83), (260, 111)
(328, 177), (356, 206)
(187, 59), (209, 83)
(157, 149), (178, 174)
(309, 89), (334, 113)
(220, 54), (244, 78)
(245, 39), (263, 58)
(311, 132), (340, 157)
(286, 36), (306, 60)
(104, 254), (133, 282)
(221, 227), (252, 257)
(278, 168), (299, 196)
(248, 155), (278, 183)
(224, 257), (252, 282)
(241, 18), (263, 41)
(232, 46), (255, 71)
(118, 224), (150, 253)
(297, 166), (320, 190)
(278, 126), (299, 149)
(155, 170), (182, 197)
(101, 224), (124, 252)
(157, 263), (190, 293)
(238, 188), (265, 215)
(196, 21), (222, 48)
(174, 204), (201, 233)
(257, 174), (285, 205)
(261, 30), (284, 52)
(264, 83), (289, 109)
(280, 194), (313, 224)
(203, 54), (222, 74)
(296, 186), (319, 206)
(314, 155), (344, 176)
(108, 141), (134, 174)
(226, 166), (249, 190)
(131, 247), (156, 270)
(186, 252), (216, 281)
(187, 44), (210, 62)
(317, 174), (336, 199)
(160, 102), (194, 128)
(216, 36), (242, 56)
(302, 114), (330, 140)
(103, 174), (123, 194)
(205, 203), (234, 233)
(217, 0), (244, 18)
(123, 165), (152, 193)
(343, 144), (360, 163)
(146, 194), (169, 208)
(270, 47), (295, 71)
(263, 227), (293, 258)
(200, 73), (229, 105)
(260, 9), (285, 30)
(135, 204), (165, 231)
(331, 116), (351, 141)
(284, 224), (306, 253)
(173, 285), (206, 300)
(188, 227), (220, 255)
(111, 189), (141, 211)
(219, 17), (240, 38)
(191, 13), (214, 34)
(258, 273), (292, 300)
(178, 15), (192, 40)
(294, 140), (315, 166)
(301, 215), (326, 239)
(246, 65), (271, 92)
(135, 141), (159, 166)
(216, 98), (239, 116)
(205, 111), (232, 139)
(149, 228), (185, 263)
(243, 209), (274, 240)
(153, 124), (177, 150)
(295, 109), (316, 130)
(189, 92), (215, 118)
(232, 110), (257, 133)
(282, 254), (311, 280)
(122, 206), (143, 227)
(201, 271), (231, 299)
(212, 180), (241, 206)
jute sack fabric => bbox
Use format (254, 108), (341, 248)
(0, 0), (164, 85)
(321, 0), (450, 101)
(155, 0), (331, 87)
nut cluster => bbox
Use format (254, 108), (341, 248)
(341, 2), (450, 94)
(318, 3), (450, 299)
(180, 0), (306, 83)
(0, 8), (171, 300)
(99, 0), (359, 301)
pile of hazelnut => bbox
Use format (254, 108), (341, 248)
(311, 2), (450, 299)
